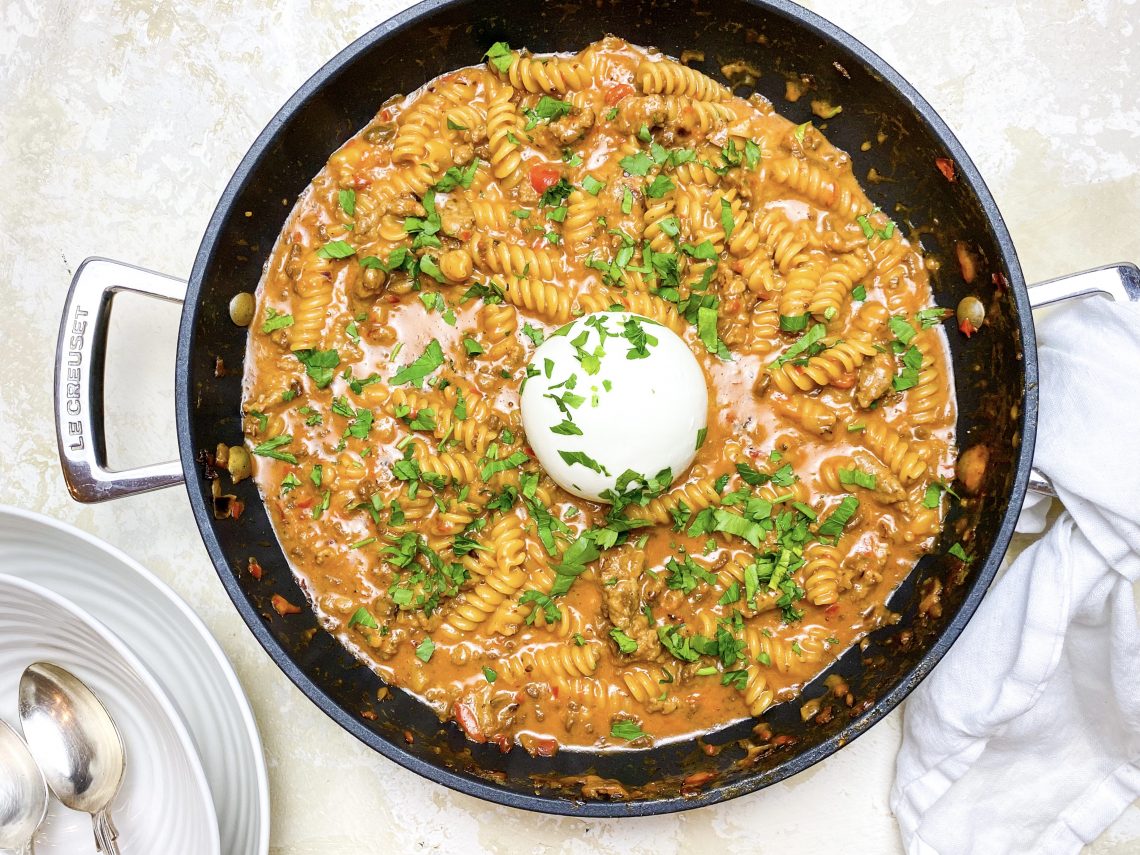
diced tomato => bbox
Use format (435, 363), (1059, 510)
(682, 770), (716, 788)
(824, 604), (841, 620)
(528, 737), (557, 757)
(271, 594), (300, 616)
(529, 163), (561, 194)
(959, 318), (977, 338)
(247, 557), (264, 581)
(935, 157), (957, 182)
(604, 83), (636, 105)
(494, 733), (516, 754)
(295, 497), (314, 510)
(831, 372), (856, 389)
(549, 684), (559, 700)
(229, 498), (245, 520)
(452, 700), (486, 743)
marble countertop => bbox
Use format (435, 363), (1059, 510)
(2, 1), (1138, 852)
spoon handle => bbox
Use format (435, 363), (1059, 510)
(92, 808), (120, 854)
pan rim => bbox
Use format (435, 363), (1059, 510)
(176, 0), (1038, 817)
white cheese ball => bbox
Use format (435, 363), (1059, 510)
(520, 312), (709, 503)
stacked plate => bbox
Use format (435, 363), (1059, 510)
(0, 506), (269, 854)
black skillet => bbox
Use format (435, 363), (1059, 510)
(53, 0), (1140, 817)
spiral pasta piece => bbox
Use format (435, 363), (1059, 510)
(864, 420), (927, 485)
(501, 277), (573, 323)
(908, 330), (947, 427)
(468, 234), (559, 280)
(770, 156), (863, 222)
(486, 84), (525, 187)
(800, 543), (843, 606)
(499, 51), (594, 93)
(498, 641), (602, 683)
(563, 189), (599, 250)
(636, 58), (731, 101)
(807, 248), (873, 321)
(471, 198), (521, 233)
(413, 442), (479, 485)
(289, 251), (334, 351)
(769, 334), (879, 394)
(743, 665), (775, 716)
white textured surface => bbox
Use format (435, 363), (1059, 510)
(0, 1), (1138, 853)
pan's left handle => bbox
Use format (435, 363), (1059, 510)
(55, 257), (187, 503)
(1025, 262), (1140, 496)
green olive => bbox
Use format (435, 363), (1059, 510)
(229, 292), (256, 327)
(226, 445), (252, 483)
(956, 295), (985, 331)
(363, 123), (396, 144)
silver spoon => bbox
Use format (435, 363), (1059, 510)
(18, 663), (125, 854)
(0, 719), (48, 854)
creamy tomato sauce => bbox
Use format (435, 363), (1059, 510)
(240, 37), (956, 752)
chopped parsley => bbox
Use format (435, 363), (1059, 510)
(610, 721), (647, 741)
(414, 637), (436, 662)
(581, 174), (605, 196)
(316, 239), (355, 260)
(483, 41), (513, 74)
(294, 348), (340, 388)
(252, 434), (296, 464)
(609, 628), (638, 654)
(392, 340), (444, 387)
(262, 307), (293, 334)
(839, 468), (877, 490)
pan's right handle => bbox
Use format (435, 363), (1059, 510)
(1025, 262), (1140, 496)
(55, 257), (187, 503)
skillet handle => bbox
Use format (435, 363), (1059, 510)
(1025, 262), (1140, 496)
(54, 257), (187, 503)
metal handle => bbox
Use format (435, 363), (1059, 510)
(1025, 262), (1140, 495)
(92, 807), (120, 854)
(54, 257), (187, 503)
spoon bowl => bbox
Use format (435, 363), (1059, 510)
(19, 662), (125, 854)
(0, 719), (48, 854)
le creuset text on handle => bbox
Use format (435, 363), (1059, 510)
(54, 257), (186, 503)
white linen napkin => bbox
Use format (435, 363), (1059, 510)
(891, 294), (1140, 854)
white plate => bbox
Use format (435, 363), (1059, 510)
(0, 506), (269, 855)
(0, 574), (220, 853)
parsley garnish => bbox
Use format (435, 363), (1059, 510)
(294, 348), (340, 388)
(558, 449), (609, 475)
(609, 628), (638, 654)
(316, 240), (355, 260)
(262, 307), (293, 333)
(392, 340), (444, 386)
(483, 41), (513, 74)
(610, 721), (647, 741)
(415, 637), (436, 662)
(253, 434), (296, 464)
